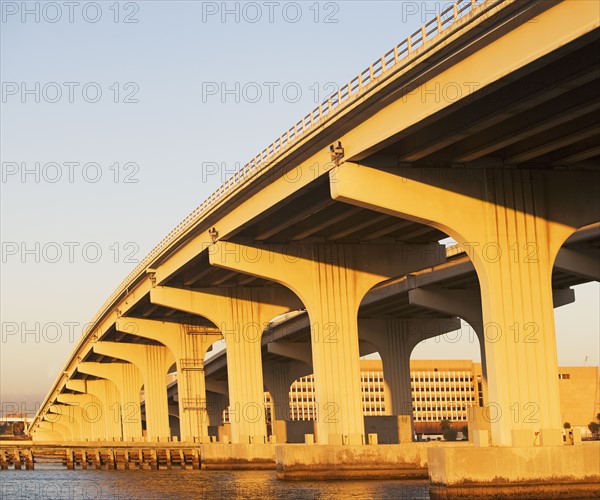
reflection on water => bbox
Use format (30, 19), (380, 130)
(0, 467), (430, 499)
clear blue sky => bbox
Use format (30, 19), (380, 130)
(1, 1), (598, 411)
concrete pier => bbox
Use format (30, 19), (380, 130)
(428, 442), (600, 499)
(0, 440), (473, 476)
(4, 438), (600, 499)
(275, 442), (472, 480)
(201, 443), (275, 470)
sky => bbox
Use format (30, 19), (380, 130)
(1, 0), (598, 414)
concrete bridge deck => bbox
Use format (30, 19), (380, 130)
(23, 0), (600, 496)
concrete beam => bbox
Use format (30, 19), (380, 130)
(409, 288), (482, 330)
(267, 342), (312, 367)
(205, 380), (228, 396)
(555, 248), (600, 281)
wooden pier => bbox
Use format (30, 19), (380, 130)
(0, 441), (200, 470)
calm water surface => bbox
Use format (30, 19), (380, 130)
(0, 467), (430, 499)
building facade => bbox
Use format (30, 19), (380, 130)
(278, 360), (598, 435)
(222, 360), (599, 436)
(558, 366), (600, 435)
(284, 359), (484, 434)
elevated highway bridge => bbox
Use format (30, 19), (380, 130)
(146, 225), (597, 438)
(26, 0), (599, 493)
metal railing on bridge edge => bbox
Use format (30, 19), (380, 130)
(86, 0), (495, 361)
(104, 0), (491, 310)
(33, 0), (497, 430)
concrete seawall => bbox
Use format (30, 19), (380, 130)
(275, 442), (472, 480)
(5, 439), (599, 499)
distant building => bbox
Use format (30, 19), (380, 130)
(284, 359), (483, 435)
(557, 366), (600, 435)
(0, 415), (33, 436)
(262, 359), (598, 435)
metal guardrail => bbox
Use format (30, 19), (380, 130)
(32, 0), (497, 431)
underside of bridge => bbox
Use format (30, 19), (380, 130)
(29, 0), (599, 493)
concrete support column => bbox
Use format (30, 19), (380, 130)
(408, 286), (573, 414)
(263, 343), (313, 421)
(264, 361), (312, 422)
(332, 163), (600, 446)
(52, 420), (74, 441)
(150, 285), (300, 444)
(209, 241), (445, 444)
(48, 404), (82, 441)
(360, 318), (460, 441)
(116, 318), (222, 442)
(263, 359), (311, 443)
(263, 362), (292, 422)
(206, 391), (228, 427)
(77, 362), (143, 440)
(38, 421), (66, 441)
(56, 393), (106, 440)
(41, 414), (73, 441)
(67, 403), (94, 441)
(93, 342), (173, 440)
(66, 379), (122, 440)
(32, 427), (62, 442)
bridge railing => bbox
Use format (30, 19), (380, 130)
(103, 0), (490, 298)
(91, 0), (493, 343)
(37, 0), (497, 430)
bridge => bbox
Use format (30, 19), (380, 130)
(25, 0), (600, 495)
(156, 228), (595, 443)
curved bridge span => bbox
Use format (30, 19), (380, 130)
(27, 0), (600, 492)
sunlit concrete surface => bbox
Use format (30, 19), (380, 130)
(24, 0), (600, 495)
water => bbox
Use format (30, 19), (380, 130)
(0, 467), (430, 499)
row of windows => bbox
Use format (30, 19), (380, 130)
(292, 373), (477, 386)
(290, 390), (476, 402)
(410, 377), (473, 383)
(285, 404), (480, 422)
(291, 396), (472, 407)
(292, 385), (475, 395)
(283, 370), (483, 422)
(413, 386), (474, 392)
(413, 396), (476, 402)
(414, 405), (471, 411)
(414, 415), (469, 422)
(290, 380), (478, 393)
